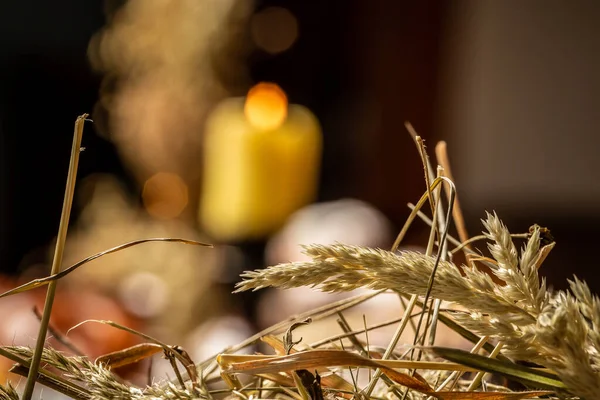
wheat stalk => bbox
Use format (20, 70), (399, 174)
(236, 245), (534, 325)
(0, 382), (19, 400)
(5, 346), (202, 399)
(235, 212), (600, 399)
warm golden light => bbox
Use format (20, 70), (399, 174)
(142, 172), (188, 219)
(250, 7), (299, 54)
(244, 82), (288, 130)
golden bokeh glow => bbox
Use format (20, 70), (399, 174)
(244, 82), (288, 130)
(142, 172), (189, 219)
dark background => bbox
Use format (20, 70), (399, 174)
(1, 1), (599, 292)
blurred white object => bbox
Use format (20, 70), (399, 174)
(263, 199), (392, 329)
(186, 315), (254, 361)
(260, 199), (392, 338)
(119, 272), (169, 319)
(266, 198), (392, 264)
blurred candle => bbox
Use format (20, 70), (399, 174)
(200, 83), (322, 241)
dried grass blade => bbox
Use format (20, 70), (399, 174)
(218, 349), (432, 393)
(219, 352), (551, 399)
(219, 354), (484, 372)
(430, 347), (565, 391)
(95, 343), (163, 369)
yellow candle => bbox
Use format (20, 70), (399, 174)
(200, 83), (322, 241)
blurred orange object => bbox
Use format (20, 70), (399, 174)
(0, 276), (141, 383)
(200, 82), (322, 241)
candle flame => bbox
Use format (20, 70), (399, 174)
(244, 82), (288, 130)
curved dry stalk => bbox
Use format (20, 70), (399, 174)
(0, 238), (212, 299)
(391, 176), (455, 254)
